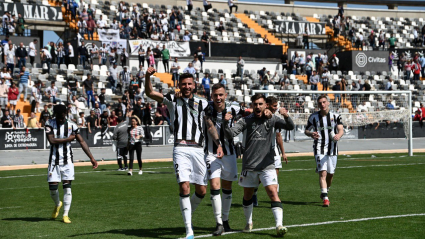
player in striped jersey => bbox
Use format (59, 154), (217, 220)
(45, 105), (98, 223)
(145, 67), (223, 239)
(304, 95), (344, 207)
(204, 83), (242, 235)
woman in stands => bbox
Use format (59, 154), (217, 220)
(127, 116), (144, 176)
(57, 42), (65, 67)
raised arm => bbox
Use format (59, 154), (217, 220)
(275, 109), (295, 130)
(223, 115), (246, 138)
(144, 67), (164, 103)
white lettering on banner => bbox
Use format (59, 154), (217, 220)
(356, 53), (387, 67)
(40, 6), (49, 20)
(275, 21), (325, 35)
(368, 57), (386, 63)
(129, 39), (191, 57)
(4, 131), (37, 143)
(152, 128), (162, 138)
(2, 3), (62, 21)
(94, 131), (114, 145)
(23, 4), (33, 19)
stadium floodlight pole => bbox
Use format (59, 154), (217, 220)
(252, 90), (413, 156)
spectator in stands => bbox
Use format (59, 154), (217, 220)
(262, 70), (271, 93)
(332, 79), (341, 106)
(171, 57), (180, 88)
(40, 105), (51, 127)
(368, 31), (376, 49)
(151, 30), (159, 40)
(1, 67), (11, 86)
(120, 47), (128, 68)
(30, 80), (42, 113)
(388, 33), (396, 50)
(5, 44), (15, 74)
(18, 66), (30, 102)
(152, 45), (161, 70)
(86, 109), (99, 133)
(281, 52), (288, 72)
(86, 16), (96, 41)
(386, 100), (394, 110)
(66, 42), (74, 66)
(329, 54), (339, 72)
(351, 81), (360, 109)
(193, 57), (201, 80)
(88, 43), (98, 70)
(357, 102), (368, 112)
(237, 56), (245, 79)
(388, 52), (394, 72)
(97, 15), (106, 29)
(78, 41), (88, 69)
(362, 79), (371, 99)
(15, 42), (27, 69)
(219, 75), (227, 87)
(310, 70), (319, 91)
(77, 18), (87, 37)
(16, 13), (25, 36)
(413, 58), (421, 81)
(195, 47), (204, 71)
(41, 46), (52, 74)
(99, 43), (108, 66)
(56, 42), (65, 67)
(80, 8), (88, 22)
(201, 73), (212, 101)
(386, 77), (393, 91)
(183, 30), (192, 41)
(154, 111), (164, 125)
(83, 74), (95, 109)
(303, 26), (309, 49)
(162, 45), (170, 73)
(299, 54), (306, 75)
(228, 0), (238, 13)
(187, 0), (193, 13)
(120, 66), (131, 94)
(314, 53), (323, 74)
(420, 54), (425, 78)
(1, 109), (13, 128)
(305, 58), (313, 83)
(77, 112), (86, 127)
(142, 102), (152, 126)
(12, 109), (25, 128)
(45, 81), (59, 104)
(404, 59), (412, 80)
(109, 110), (118, 126)
(183, 62), (196, 78)
(263, 34), (270, 44)
(138, 45), (146, 68)
(413, 110), (422, 126)
(0, 78), (7, 109)
(378, 30), (385, 49)
(2, 11), (10, 36)
(99, 88), (107, 112)
(177, 10), (183, 28)
(7, 82), (18, 115)
(201, 31), (210, 48)
(203, 0), (213, 11)
(321, 69), (330, 91)
(356, 32), (363, 50)
(27, 39), (37, 65)
(27, 112), (41, 128)
(156, 103), (170, 125)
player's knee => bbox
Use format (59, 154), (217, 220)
(243, 197), (253, 206)
(49, 184), (58, 191)
(210, 180), (220, 190)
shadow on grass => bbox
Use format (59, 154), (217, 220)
(2, 217), (52, 222)
(69, 226), (213, 238)
(282, 200), (321, 206)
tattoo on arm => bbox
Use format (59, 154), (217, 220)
(205, 116), (220, 146)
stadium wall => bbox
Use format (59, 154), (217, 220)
(126, 0), (425, 19)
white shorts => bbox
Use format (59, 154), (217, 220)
(0, 97), (7, 106)
(47, 164), (75, 183)
(205, 154), (238, 181)
(173, 147), (207, 186)
(315, 155), (337, 174)
(274, 156), (282, 169)
(238, 168), (278, 188)
(9, 100), (17, 105)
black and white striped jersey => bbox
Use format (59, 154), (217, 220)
(306, 111), (343, 156)
(204, 103), (241, 156)
(163, 93), (209, 147)
(45, 119), (80, 165)
(272, 128), (281, 157)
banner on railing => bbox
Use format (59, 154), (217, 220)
(129, 39), (191, 57)
(97, 29), (121, 41)
(0, 128), (45, 150)
(274, 21), (326, 35)
(0, 2), (62, 21)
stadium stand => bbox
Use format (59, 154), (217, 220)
(0, 0), (424, 128)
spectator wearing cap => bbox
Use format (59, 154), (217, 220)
(13, 109), (25, 128)
(83, 74), (95, 109)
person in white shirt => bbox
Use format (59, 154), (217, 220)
(4, 44), (15, 74)
(45, 81), (60, 104)
(171, 57), (181, 87)
(193, 57), (201, 80)
(41, 47), (52, 73)
(228, 0), (238, 14)
(357, 102), (368, 112)
(77, 18), (87, 36)
(151, 31), (159, 40)
(110, 19), (119, 30)
(160, 16), (168, 33)
(321, 69), (330, 91)
(29, 39), (38, 65)
(99, 43), (109, 66)
(97, 15), (106, 29)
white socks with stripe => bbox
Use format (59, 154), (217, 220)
(243, 198), (253, 224)
(50, 189), (60, 207)
(179, 194), (193, 237)
(271, 202), (283, 227)
(210, 190), (223, 224)
(190, 192), (204, 213)
(63, 188), (72, 216)
(221, 189), (233, 221)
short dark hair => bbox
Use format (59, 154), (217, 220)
(179, 73), (194, 82)
(317, 94), (329, 103)
(211, 83), (225, 92)
(266, 96), (278, 105)
(54, 104), (67, 116)
(117, 116), (124, 123)
(251, 93), (266, 102)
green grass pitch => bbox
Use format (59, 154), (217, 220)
(1, 153), (424, 238)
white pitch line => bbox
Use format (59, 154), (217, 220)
(189, 213), (425, 238)
(0, 206), (22, 210)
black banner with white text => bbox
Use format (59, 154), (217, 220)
(274, 21), (326, 35)
(0, 2), (62, 21)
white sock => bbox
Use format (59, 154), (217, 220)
(50, 190), (60, 206)
(63, 188), (72, 216)
(277, 184), (280, 193)
(271, 206), (283, 227)
(243, 203), (253, 224)
(190, 193), (204, 213)
(327, 187), (330, 192)
(221, 190), (232, 221)
(321, 188), (328, 200)
(210, 192), (222, 224)
(180, 196), (193, 236)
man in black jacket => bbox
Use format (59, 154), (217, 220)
(78, 41), (88, 68)
(15, 42), (28, 70)
(152, 44), (161, 70)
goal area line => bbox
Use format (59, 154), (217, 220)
(189, 213), (425, 238)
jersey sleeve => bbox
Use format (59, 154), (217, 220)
(45, 120), (54, 135)
(163, 93), (175, 109)
(306, 114), (315, 131)
(336, 114), (343, 125)
(71, 121), (80, 134)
